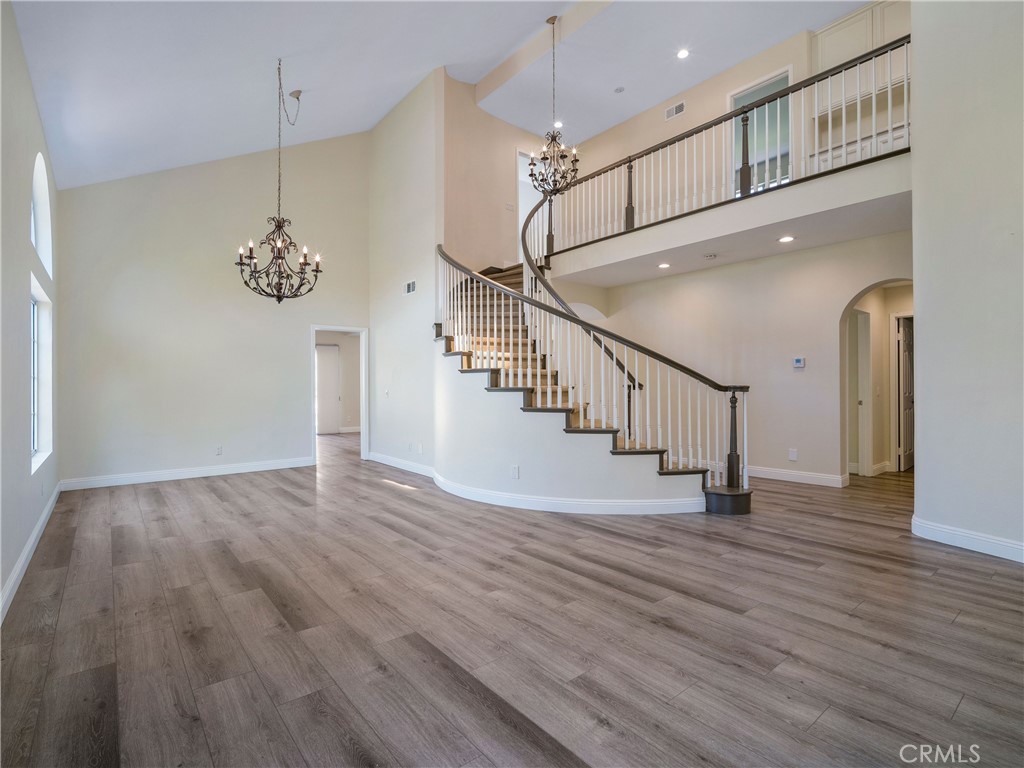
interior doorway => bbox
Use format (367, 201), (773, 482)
(310, 325), (368, 461)
(894, 314), (915, 471)
(846, 310), (872, 476)
(841, 280), (913, 480)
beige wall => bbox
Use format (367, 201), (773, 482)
(910, 1), (1023, 557)
(443, 75), (539, 271)
(315, 331), (361, 431)
(57, 133), (370, 482)
(367, 70), (444, 470)
(1, 3), (61, 602)
(600, 230), (912, 483)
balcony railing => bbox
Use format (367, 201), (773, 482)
(524, 35), (911, 260)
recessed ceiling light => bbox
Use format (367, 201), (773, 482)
(677, 49), (690, 60)
(658, 263), (671, 269)
(553, 120), (563, 129)
(778, 235), (795, 243)
(614, 86), (625, 94)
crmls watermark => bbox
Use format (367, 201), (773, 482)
(899, 744), (981, 764)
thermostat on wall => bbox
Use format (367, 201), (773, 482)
(793, 357), (806, 368)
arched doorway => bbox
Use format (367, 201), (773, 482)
(840, 280), (914, 481)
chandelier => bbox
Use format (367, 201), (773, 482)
(235, 58), (321, 303)
(529, 16), (579, 197)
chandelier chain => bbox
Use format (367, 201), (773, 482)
(551, 19), (556, 126)
(276, 58), (300, 219)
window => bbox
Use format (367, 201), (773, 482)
(30, 298), (39, 456)
(733, 73), (791, 194)
(30, 274), (52, 472)
(31, 153), (53, 278)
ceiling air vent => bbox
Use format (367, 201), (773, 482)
(665, 101), (686, 121)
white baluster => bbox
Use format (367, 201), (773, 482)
(705, 385), (712, 480)
(828, 74), (834, 169)
(776, 96), (782, 185)
(686, 380), (693, 467)
(701, 130), (707, 208)
(742, 392), (749, 489)
(695, 386), (702, 470)
(655, 361), (662, 450)
(887, 49), (893, 151)
(814, 79), (820, 173)
(645, 355), (652, 448)
(856, 62), (862, 162)
(841, 67), (847, 167)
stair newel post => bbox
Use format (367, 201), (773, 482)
(727, 389), (741, 488)
(739, 111), (752, 197)
(545, 196), (555, 266)
(624, 158), (636, 231)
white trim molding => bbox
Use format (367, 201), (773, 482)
(434, 473), (705, 515)
(873, 461), (893, 475)
(746, 465), (846, 488)
(912, 517), (1024, 563)
(2, 484), (61, 621)
(366, 452), (433, 478)
(61, 456), (315, 491)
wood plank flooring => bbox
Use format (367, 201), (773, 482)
(3, 434), (1022, 767)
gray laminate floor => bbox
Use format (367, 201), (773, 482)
(2, 434), (1022, 767)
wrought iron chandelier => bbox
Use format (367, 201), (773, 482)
(235, 58), (321, 303)
(529, 16), (579, 197)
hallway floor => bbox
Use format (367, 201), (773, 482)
(2, 434), (1021, 767)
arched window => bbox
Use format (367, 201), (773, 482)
(31, 153), (52, 278)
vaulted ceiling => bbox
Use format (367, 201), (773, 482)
(13, 1), (866, 190)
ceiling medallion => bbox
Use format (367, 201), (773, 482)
(235, 58), (321, 303)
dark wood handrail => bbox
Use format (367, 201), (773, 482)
(571, 34), (911, 185)
(437, 244), (748, 393)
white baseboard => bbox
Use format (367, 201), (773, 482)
(433, 473), (705, 515)
(848, 462), (859, 474)
(746, 465), (845, 488)
(873, 461), (893, 474)
(60, 456), (316, 491)
(2, 484), (61, 622)
(912, 517), (1024, 563)
(366, 452), (433, 478)
(338, 427), (360, 434)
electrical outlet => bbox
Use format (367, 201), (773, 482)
(511, 464), (520, 479)
(788, 448), (798, 461)
(408, 442), (414, 452)
(216, 446), (223, 456)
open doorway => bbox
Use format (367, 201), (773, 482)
(894, 314), (915, 471)
(310, 325), (368, 462)
(841, 281), (914, 478)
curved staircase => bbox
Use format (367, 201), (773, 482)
(434, 242), (752, 516)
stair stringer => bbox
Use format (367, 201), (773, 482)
(434, 351), (705, 515)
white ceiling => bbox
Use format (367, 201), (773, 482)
(14, 0), (867, 190)
(13, 0), (572, 189)
(479, 0), (866, 143)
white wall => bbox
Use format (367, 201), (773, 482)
(910, 1), (1023, 560)
(600, 231), (912, 484)
(1, 4), (61, 606)
(57, 133), (370, 484)
(314, 330), (360, 431)
(367, 71), (444, 472)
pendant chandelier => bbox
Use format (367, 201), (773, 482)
(235, 58), (321, 303)
(529, 16), (579, 197)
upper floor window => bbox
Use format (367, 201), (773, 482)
(32, 153), (53, 278)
